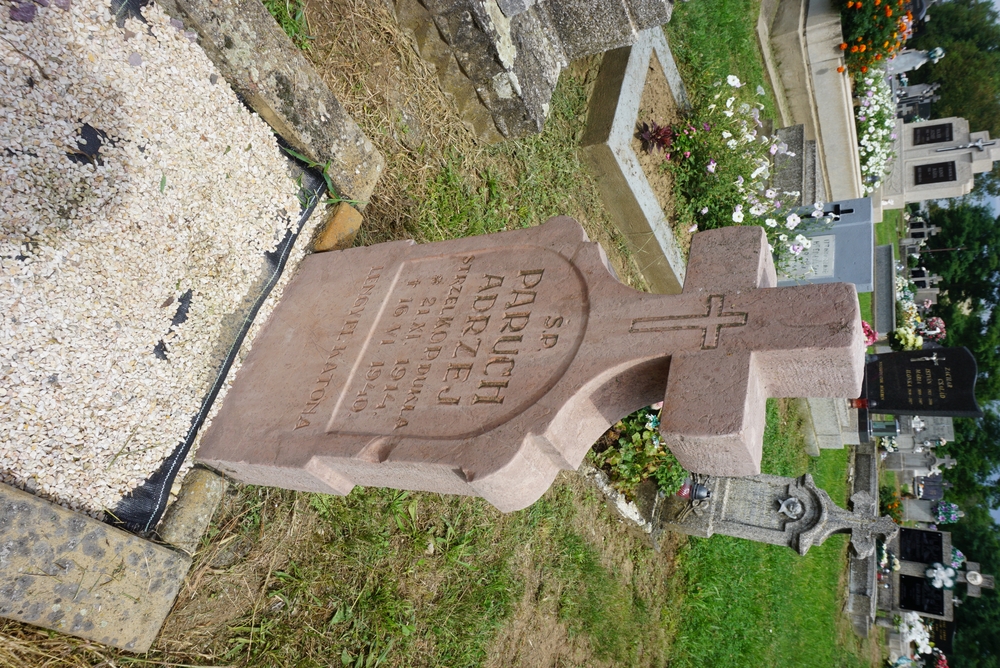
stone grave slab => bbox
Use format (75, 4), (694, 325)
(197, 216), (866, 512)
(777, 197), (875, 292)
(873, 244), (897, 335)
(0, 483), (190, 652)
(580, 27), (689, 295)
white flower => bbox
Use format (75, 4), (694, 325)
(750, 204), (766, 216)
(779, 233), (788, 242)
(727, 139), (738, 149)
(765, 218), (778, 227)
(732, 206), (744, 223)
(756, 85), (765, 95)
(723, 110), (734, 117)
(795, 234), (811, 248)
(785, 213), (801, 229)
(726, 96), (735, 108)
(727, 75), (742, 87)
(765, 188), (776, 199)
(722, 130), (732, 138)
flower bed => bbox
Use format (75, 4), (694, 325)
(642, 75), (840, 273)
(890, 275), (947, 350)
(839, 0), (914, 72)
(854, 73), (897, 193)
(590, 406), (688, 499)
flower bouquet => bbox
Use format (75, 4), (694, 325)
(925, 562), (957, 589)
(934, 501), (962, 524)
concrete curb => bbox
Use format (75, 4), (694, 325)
(580, 27), (689, 295)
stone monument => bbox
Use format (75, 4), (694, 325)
(656, 473), (898, 558)
(877, 528), (995, 622)
(197, 217), (866, 511)
(882, 117), (1000, 208)
(887, 48), (946, 74)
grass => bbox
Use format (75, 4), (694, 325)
(667, 403), (881, 668)
(262, 0), (312, 50)
(96, 477), (676, 667)
(666, 0), (777, 119)
(877, 208), (903, 252)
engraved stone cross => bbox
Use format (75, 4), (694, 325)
(198, 217), (865, 511)
(629, 295), (748, 349)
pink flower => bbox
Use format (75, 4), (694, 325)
(861, 320), (878, 346)
(684, 151), (691, 158)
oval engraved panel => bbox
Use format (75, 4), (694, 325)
(328, 246), (588, 439)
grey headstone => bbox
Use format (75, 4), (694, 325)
(873, 245), (897, 334)
(777, 197), (875, 292)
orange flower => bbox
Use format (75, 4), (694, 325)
(840, 42), (848, 49)
(837, 66), (846, 72)
(886, 8), (892, 15)
(884, 40), (889, 47)
(861, 66), (868, 72)
(875, 53), (882, 59)
(860, 44), (866, 51)
(851, 45), (859, 52)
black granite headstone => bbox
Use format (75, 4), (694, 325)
(900, 528), (944, 563)
(913, 123), (953, 145)
(899, 574), (945, 616)
(863, 348), (983, 417)
(929, 619), (955, 654)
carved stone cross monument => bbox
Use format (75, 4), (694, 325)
(197, 217), (865, 511)
(656, 473), (898, 557)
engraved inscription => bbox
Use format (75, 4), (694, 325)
(329, 248), (588, 438)
(294, 265), (383, 430)
(629, 295), (747, 349)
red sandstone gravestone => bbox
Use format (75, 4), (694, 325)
(197, 217), (866, 511)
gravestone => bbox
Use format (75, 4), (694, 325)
(861, 348), (983, 417)
(879, 527), (995, 622)
(873, 244), (896, 335)
(656, 473), (897, 557)
(882, 117), (1000, 208)
(777, 197), (875, 292)
(197, 217), (866, 512)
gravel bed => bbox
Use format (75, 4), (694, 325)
(1, 0), (310, 515)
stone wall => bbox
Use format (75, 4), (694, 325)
(393, 0), (674, 142)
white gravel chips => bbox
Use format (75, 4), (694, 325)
(1, 0), (307, 514)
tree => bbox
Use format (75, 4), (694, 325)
(908, 0), (1000, 138)
(918, 203), (1000, 400)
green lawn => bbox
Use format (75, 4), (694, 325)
(666, 0), (777, 118)
(667, 403), (879, 668)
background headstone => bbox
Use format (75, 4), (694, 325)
(777, 197), (875, 292)
(863, 348), (983, 417)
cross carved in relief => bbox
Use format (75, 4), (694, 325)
(612, 226), (867, 477)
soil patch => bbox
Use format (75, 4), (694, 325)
(629, 52), (695, 253)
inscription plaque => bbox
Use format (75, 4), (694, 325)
(899, 574), (946, 616)
(914, 161), (957, 185)
(913, 124), (954, 145)
(899, 528), (943, 563)
(198, 218), (866, 512)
